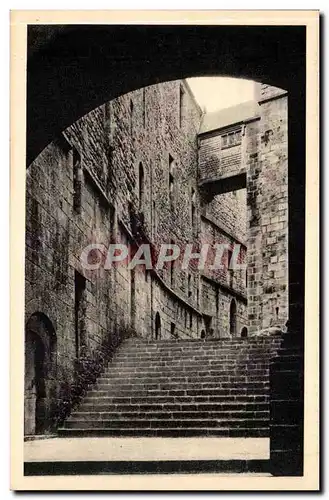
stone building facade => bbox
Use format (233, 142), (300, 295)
(24, 79), (288, 435)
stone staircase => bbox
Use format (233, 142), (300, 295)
(59, 335), (282, 437)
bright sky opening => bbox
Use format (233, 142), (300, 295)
(186, 77), (256, 112)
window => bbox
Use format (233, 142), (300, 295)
(191, 187), (196, 230)
(142, 88), (146, 128)
(170, 239), (175, 286)
(130, 99), (134, 135)
(155, 312), (161, 340)
(152, 200), (157, 238)
(221, 129), (242, 149)
(241, 326), (248, 338)
(73, 148), (82, 213)
(189, 312), (193, 329)
(171, 322), (177, 338)
(138, 162), (144, 212)
(169, 154), (175, 210)
(74, 270), (86, 357)
(229, 299), (237, 336)
(188, 274), (192, 298)
(179, 85), (186, 128)
(227, 249), (233, 288)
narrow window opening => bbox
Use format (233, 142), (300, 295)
(152, 200), (157, 238)
(169, 154), (175, 210)
(155, 312), (161, 340)
(138, 162), (144, 212)
(179, 85), (185, 128)
(170, 239), (175, 286)
(130, 99), (134, 135)
(227, 249), (233, 288)
(191, 187), (196, 231)
(73, 148), (82, 213)
(188, 274), (192, 298)
(171, 322), (177, 339)
(142, 88), (146, 128)
(229, 299), (237, 336)
(74, 270), (86, 358)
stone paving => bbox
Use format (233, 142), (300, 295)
(25, 437), (269, 463)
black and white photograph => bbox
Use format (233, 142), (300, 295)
(10, 10), (319, 491)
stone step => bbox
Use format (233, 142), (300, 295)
(68, 410), (269, 421)
(105, 367), (269, 376)
(58, 427), (269, 438)
(123, 337), (281, 347)
(78, 402), (268, 412)
(87, 388), (269, 398)
(117, 348), (278, 359)
(63, 418), (269, 429)
(108, 355), (270, 368)
(119, 344), (280, 351)
(94, 381), (269, 392)
(105, 366), (269, 375)
(117, 347), (280, 356)
(96, 376), (269, 386)
(82, 394), (269, 405)
(97, 372), (269, 385)
(59, 336), (280, 439)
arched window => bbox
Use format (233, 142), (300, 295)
(72, 148), (82, 213)
(169, 154), (175, 210)
(130, 99), (134, 135)
(200, 329), (206, 339)
(191, 187), (196, 230)
(155, 312), (161, 340)
(241, 326), (248, 338)
(229, 299), (237, 336)
(138, 162), (144, 211)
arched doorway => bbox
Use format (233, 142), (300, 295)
(241, 326), (248, 338)
(155, 312), (161, 340)
(229, 299), (237, 336)
(24, 313), (56, 435)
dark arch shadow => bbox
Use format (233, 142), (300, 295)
(25, 26), (307, 327)
(26, 25), (306, 166)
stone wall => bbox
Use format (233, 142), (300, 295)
(24, 78), (288, 433)
(25, 80), (207, 432)
(198, 130), (244, 182)
(246, 85), (288, 334)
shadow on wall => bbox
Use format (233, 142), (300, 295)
(24, 312), (57, 435)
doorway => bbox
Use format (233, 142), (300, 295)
(24, 313), (56, 435)
(155, 311), (161, 340)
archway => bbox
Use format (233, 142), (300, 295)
(24, 312), (56, 435)
(241, 326), (248, 338)
(155, 312), (161, 340)
(25, 24), (306, 475)
(229, 299), (237, 337)
(26, 23), (305, 338)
